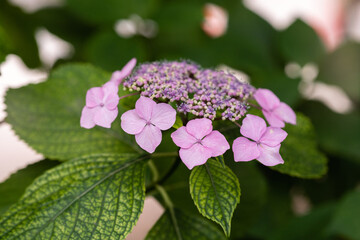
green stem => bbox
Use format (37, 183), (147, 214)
(151, 152), (178, 158)
(147, 160), (159, 182)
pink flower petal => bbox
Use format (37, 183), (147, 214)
(104, 93), (120, 110)
(260, 127), (287, 147)
(102, 81), (118, 95)
(121, 109), (147, 134)
(232, 137), (260, 162)
(263, 110), (285, 128)
(186, 118), (213, 140)
(171, 126), (197, 148)
(179, 143), (212, 170)
(135, 125), (162, 153)
(86, 87), (103, 108)
(80, 106), (97, 129)
(273, 102), (296, 125)
(93, 107), (118, 128)
(135, 96), (156, 122)
(240, 114), (267, 142)
(256, 144), (284, 166)
(202, 130), (230, 157)
(254, 88), (280, 111)
(121, 58), (137, 79)
(151, 103), (176, 130)
(109, 70), (123, 85)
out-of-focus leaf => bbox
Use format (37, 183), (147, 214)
(0, 25), (11, 63)
(5, 63), (139, 160)
(0, 1), (40, 67)
(327, 190), (360, 240)
(146, 209), (225, 240)
(0, 159), (60, 214)
(317, 41), (360, 101)
(272, 113), (328, 178)
(277, 19), (326, 66)
(270, 203), (337, 240)
(189, 158), (240, 237)
(65, 0), (158, 24)
(0, 153), (147, 240)
(300, 101), (360, 162)
(85, 31), (147, 71)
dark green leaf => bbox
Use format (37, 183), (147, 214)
(272, 113), (328, 178)
(0, 153), (147, 239)
(327, 190), (360, 240)
(189, 158), (240, 237)
(0, 24), (11, 63)
(5, 63), (139, 160)
(277, 19), (326, 65)
(146, 209), (225, 240)
(0, 159), (60, 214)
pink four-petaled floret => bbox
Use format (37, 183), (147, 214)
(233, 114), (287, 166)
(121, 96), (176, 153)
(171, 118), (230, 170)
(254, 88), (296, 128)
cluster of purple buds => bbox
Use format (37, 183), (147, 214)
(122, 61), (255, 121)
(80, 58), (296, 170)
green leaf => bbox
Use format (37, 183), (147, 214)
(277, 19), (326, 65)
(0, 159), (60, 214)
(146, 209), (225, 240)
(0, 153), (147, 239)
(327, 190), (360, 240)
(189, 158), (240, 237)
(272, 113), (328, 178)
(0, 24), (11, 63)
(172, 115), (183, 129)
(5, 63), (139, 160)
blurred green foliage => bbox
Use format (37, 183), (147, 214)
(1, 0), (359, 239)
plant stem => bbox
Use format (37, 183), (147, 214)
(151, 152), (179, 158)
(119, 92), (140, 100)
(248, 103), (261, 110)
(233, 121), (241, 128)
(147, 160), (159, 182)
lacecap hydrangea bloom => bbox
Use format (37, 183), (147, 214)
(81, 59), (296, 170)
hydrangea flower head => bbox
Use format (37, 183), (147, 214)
(254, 88), (296, 128)
(123, 61), (255, 121)
(233, 114), (287, 166)
(171, 118), (230, 169)
(121, 96), (176, 153)
(80, 81), (119, 129)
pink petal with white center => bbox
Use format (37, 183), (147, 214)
(135, 125), (162, 153)
(135, 96), (156, 121)
(254, 88), (280, 111)
(186, 118), (213, 140)
(202, 130), (230, 157)
(151, 103), (176, 130)
(240, 114), (267, 142)
(171, 126), (197, 149)
(121, 58), (137, 79)
(86, 87), (103, 108)
(121, 109), (147, 134)
(256, 144), (284, 166)
(260, 127), (287, 147)
(179, 143), (212, 170)
(104, 92), (119, 110)
(263, 110), (285, 128)
(80, 106), (97, 129)
(93, 107), (118, 128)
(273, 102), (297, 125)
(232, 137), (260, 162)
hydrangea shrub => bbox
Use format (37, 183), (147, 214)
(0, 59), (328, 239)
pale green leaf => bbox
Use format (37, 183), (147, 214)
(272, 113), (328, 178)
(0, 159), (60, 214)
(189, 158), (240, 237)
(146, 209), (225, 240)
(0, 153), (147, 240)
(5, 63), (139, 160)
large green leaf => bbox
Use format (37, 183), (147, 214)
(0, 24), (11, 63)
(0, 159), (60, 214)
(189, 158), (240, 237)
(146, 209), (225, 240)
(277, 19), (326, 66)
(271, 113), (328, 178)
(5, 63), (139, 160)
(0, 153), (147, 239)
(327, 190), (360, 240)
